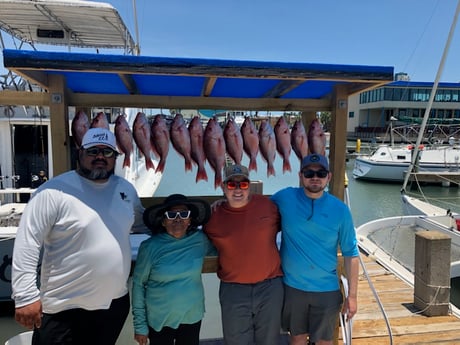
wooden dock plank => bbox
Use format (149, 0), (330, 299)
(340, 252), (460, 344)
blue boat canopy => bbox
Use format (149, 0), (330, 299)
(2, 49), (394, 111)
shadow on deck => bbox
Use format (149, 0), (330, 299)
(200, 334), (289, 344)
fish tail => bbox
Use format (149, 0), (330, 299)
(123, 155), (131, 169)
(145, 158), (155, 171)
(155, 159), (166, 173)
(196, 166), (208, 182)
(185, 158), (193, 172)
(283, 159), (292, 173)
(248, 157), (257, 171)
(214, 171), (222, 189)
(267, 163), (276, 177)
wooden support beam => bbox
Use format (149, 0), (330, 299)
(48, 74), (71, 176)
(329, 85), (348, 201)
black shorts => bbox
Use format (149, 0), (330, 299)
(32, 293), (130, 345)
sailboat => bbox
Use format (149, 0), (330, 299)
(398, 3), (460, 217)
(356, 0), (460, 323)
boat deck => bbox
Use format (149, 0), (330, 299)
(353, 252), (460, 344)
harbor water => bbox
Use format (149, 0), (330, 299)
(1, 148), (460, 343)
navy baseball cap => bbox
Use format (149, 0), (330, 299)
(301, 154), (329, 171)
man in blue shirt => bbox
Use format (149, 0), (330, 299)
(271, 153), (359, 345)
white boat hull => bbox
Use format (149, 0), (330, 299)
(357, 215), (460, 285)
(401, 193), (458, 217)
(353, 145), (460, 182)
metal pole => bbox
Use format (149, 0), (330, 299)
(132, 0), (141, 56)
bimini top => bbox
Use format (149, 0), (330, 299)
(0, 0), (135, 52)
(2, 49), (394, 111)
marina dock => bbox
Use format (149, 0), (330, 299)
(352, 252), (460, 344)
(2, 251), (460, 344)
(407, 171), (460, 186)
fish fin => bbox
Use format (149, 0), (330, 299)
(267, 164), (276, 177)
(248, 157), (257, 172)
(185, 159), (193, 172)
(214, 171), (222, 189)
(155, 159), (166, 173)
(145, 158), (155, 171)
(123, 155), (131, 169)
(195, 166), (208, 182)
(283, 159), (292, 173)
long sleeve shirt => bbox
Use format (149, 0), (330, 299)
(271, 187), (359, 292)
(12, 171), (146, 312)
(131, 230), (215, 334)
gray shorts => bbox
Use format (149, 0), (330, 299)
(219, 277), (284, 345)
(282, 285), (342, 342)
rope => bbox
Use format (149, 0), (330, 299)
(412, 285), (450, 315)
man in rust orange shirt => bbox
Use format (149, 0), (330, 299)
(204, 164), (283, 345)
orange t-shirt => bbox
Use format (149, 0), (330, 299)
(204, 194), (283, 283)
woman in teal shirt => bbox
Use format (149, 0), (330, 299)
(131, 194), (215, 345)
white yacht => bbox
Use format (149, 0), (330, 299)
(353, 143), (460, 182)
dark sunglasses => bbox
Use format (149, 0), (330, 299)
(302, 169), (329, 178)
(226, 180), (250, 190)
(164, 210), (191, 220)
(84, 147), (116, 158)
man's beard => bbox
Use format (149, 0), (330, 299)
(78, 165), (114, 180)
(304, 184), (326, 194)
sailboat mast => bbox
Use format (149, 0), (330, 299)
(401, 0), (460, 192)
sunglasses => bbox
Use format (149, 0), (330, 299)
(226, 181), (250, 190)
(302, 169), (329, 179)
(84, 147), (116, 158)
(164, 210), (191, 220)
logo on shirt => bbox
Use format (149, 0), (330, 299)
(120, 192), (131, 202)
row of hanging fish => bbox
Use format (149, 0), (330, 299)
(71, 111), (327, 189)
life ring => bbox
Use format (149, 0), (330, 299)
(3, 106), (14, 118)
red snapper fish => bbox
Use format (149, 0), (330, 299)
(274, 116), (292, 173)
(188, 116), (208, 182)
(170, 114), (193, 172)
(71, 110), (90, 148)
(258, 119), (276, 177)
(223, 118), (243, 165)
(204, 118), (226, 188)
(150, 114), (170, 173)
(291, 119), (309, 160)
(308, 118), (327, 156)
(240, 117), (259, 171)
(114, 114), (134, 168)
(90, 111), (110, 129)
(132, 112), (155, 171)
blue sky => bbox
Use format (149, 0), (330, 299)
(106, 0), (460, 83)
(1, 0), (459, 83)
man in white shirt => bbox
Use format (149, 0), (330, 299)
(12, 127), (146, 345)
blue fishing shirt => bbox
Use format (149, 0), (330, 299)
(271, 187), (358, 292)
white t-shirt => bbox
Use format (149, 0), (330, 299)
(12, 171), (146, 313)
